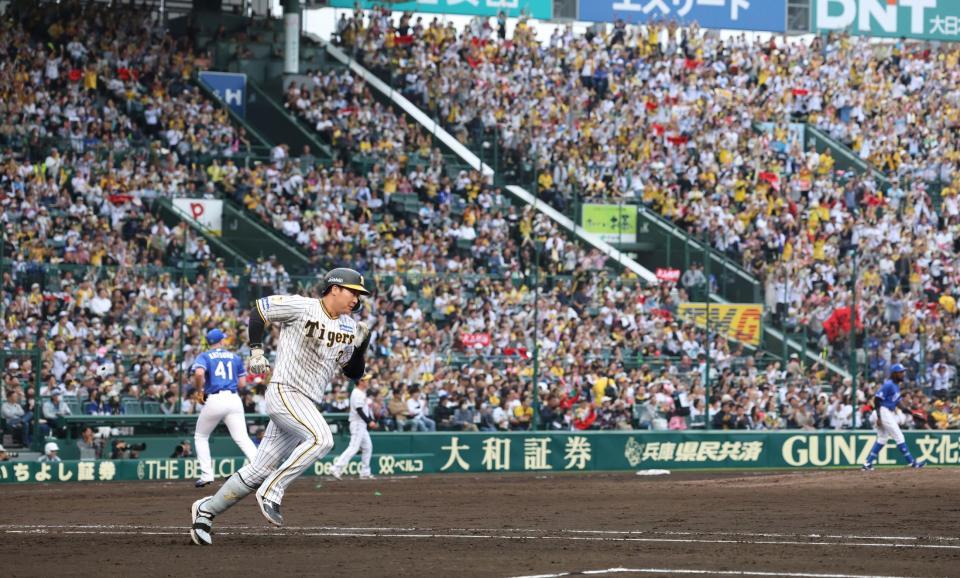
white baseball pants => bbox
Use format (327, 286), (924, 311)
(332, 421), (373, 476)
(195, 391), (259, 482)
(873, 406), (906, 445)
(239, 382), (335, 504)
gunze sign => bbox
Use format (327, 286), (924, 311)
(5, 432), (958, 483)
(814, 0), (960, 42)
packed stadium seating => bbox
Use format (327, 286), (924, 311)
(3, 2), (960, 455)
(328, 6), (960, 409)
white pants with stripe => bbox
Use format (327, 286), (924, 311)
(873, 406), (906, 445)
(194, 391), (259, 482)
(332, 421), (373, 476)
(240, 382), (334, 504)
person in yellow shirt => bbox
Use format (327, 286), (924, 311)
(817, 150), (835, 176)
(931, 401), (949, 430)
(939, 293), (957, 315)
(592, 373), (614, 403)
(511, 396), (534, 430)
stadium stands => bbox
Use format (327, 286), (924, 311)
(3, 2), (959, 455)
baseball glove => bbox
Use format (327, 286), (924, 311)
(247, 346), (270, 375)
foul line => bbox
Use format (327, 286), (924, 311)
(2, 524), (957, 544)
(508, 568), (928, 578)
(1, 525), (959, 551)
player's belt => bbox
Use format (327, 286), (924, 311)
(209, 390), (236, 395)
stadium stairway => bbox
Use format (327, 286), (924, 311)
(244, 77), (334, 159)
(217, 199), (314, 274)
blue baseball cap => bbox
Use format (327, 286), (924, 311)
(890, 363), (906, 373)
(206, 328), (226, 345)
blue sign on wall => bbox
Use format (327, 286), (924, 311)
(198, 71), (247, 118)
(578, 0), (786, 33)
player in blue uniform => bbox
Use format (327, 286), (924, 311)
(191, 328), (259, 487)
(862, 363), (925, 470)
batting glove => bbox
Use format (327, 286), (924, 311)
(247, 346), (270, 375)
(356, 321), (370, 344)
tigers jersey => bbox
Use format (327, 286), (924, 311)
(255, 294), (360, 403)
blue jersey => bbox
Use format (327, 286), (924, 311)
(190, 349), (246, 394)
(876, 379), (901, 410)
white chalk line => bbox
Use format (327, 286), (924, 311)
(508, 568), (929, 578)
(3, 525), (960, 550)
(2, 524), (958, 543)
(1, 523), (958, 542)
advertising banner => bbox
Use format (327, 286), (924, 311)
(4, 432), (957, 483)
(656, 268), (681, 282)
(678, 302), (763, 345)
(581, 204), (638, 244)
(172, 198), (224, 236)
(578, 0), (787, 33)
(813, 0), (960, 42)
(198, 71), (247, 118)
(328, 0), (553, 19)
(460, 333), (492, 348)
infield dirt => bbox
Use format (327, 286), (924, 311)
(2, 468), (956, 577)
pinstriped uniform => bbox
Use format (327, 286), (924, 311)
(238, 294), (360, 504)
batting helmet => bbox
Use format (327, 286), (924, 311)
(320, 268), (370, 311)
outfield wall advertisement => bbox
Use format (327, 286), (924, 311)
(813, 0), (960, 42)
(4, 432), (957, 483)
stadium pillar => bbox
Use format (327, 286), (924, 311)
(32, 348), (41, 451)
(919, 328), (927, 389)
(849, 255), (858, 425)
(782, 266), (789, 370)
(177, 226), (188, 412)
(532, 239), (540, 431)
(493, 129), (499, 178)
(704, 229), (711, 431)
(283, 0), (301, 75)
(0, 226), (4, 323)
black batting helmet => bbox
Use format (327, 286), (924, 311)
(320, 268), (371, 311)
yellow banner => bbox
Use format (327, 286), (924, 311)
(677, 303), (763, 346)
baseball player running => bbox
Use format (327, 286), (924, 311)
(191, 328), (259, 488)
(190, 268), (371, 546)
(331, 375), (377, 480)
(862, 363), (926, 470)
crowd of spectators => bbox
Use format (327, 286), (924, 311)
(4, 4), (960, 455)
(331, 7), (960, 394)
